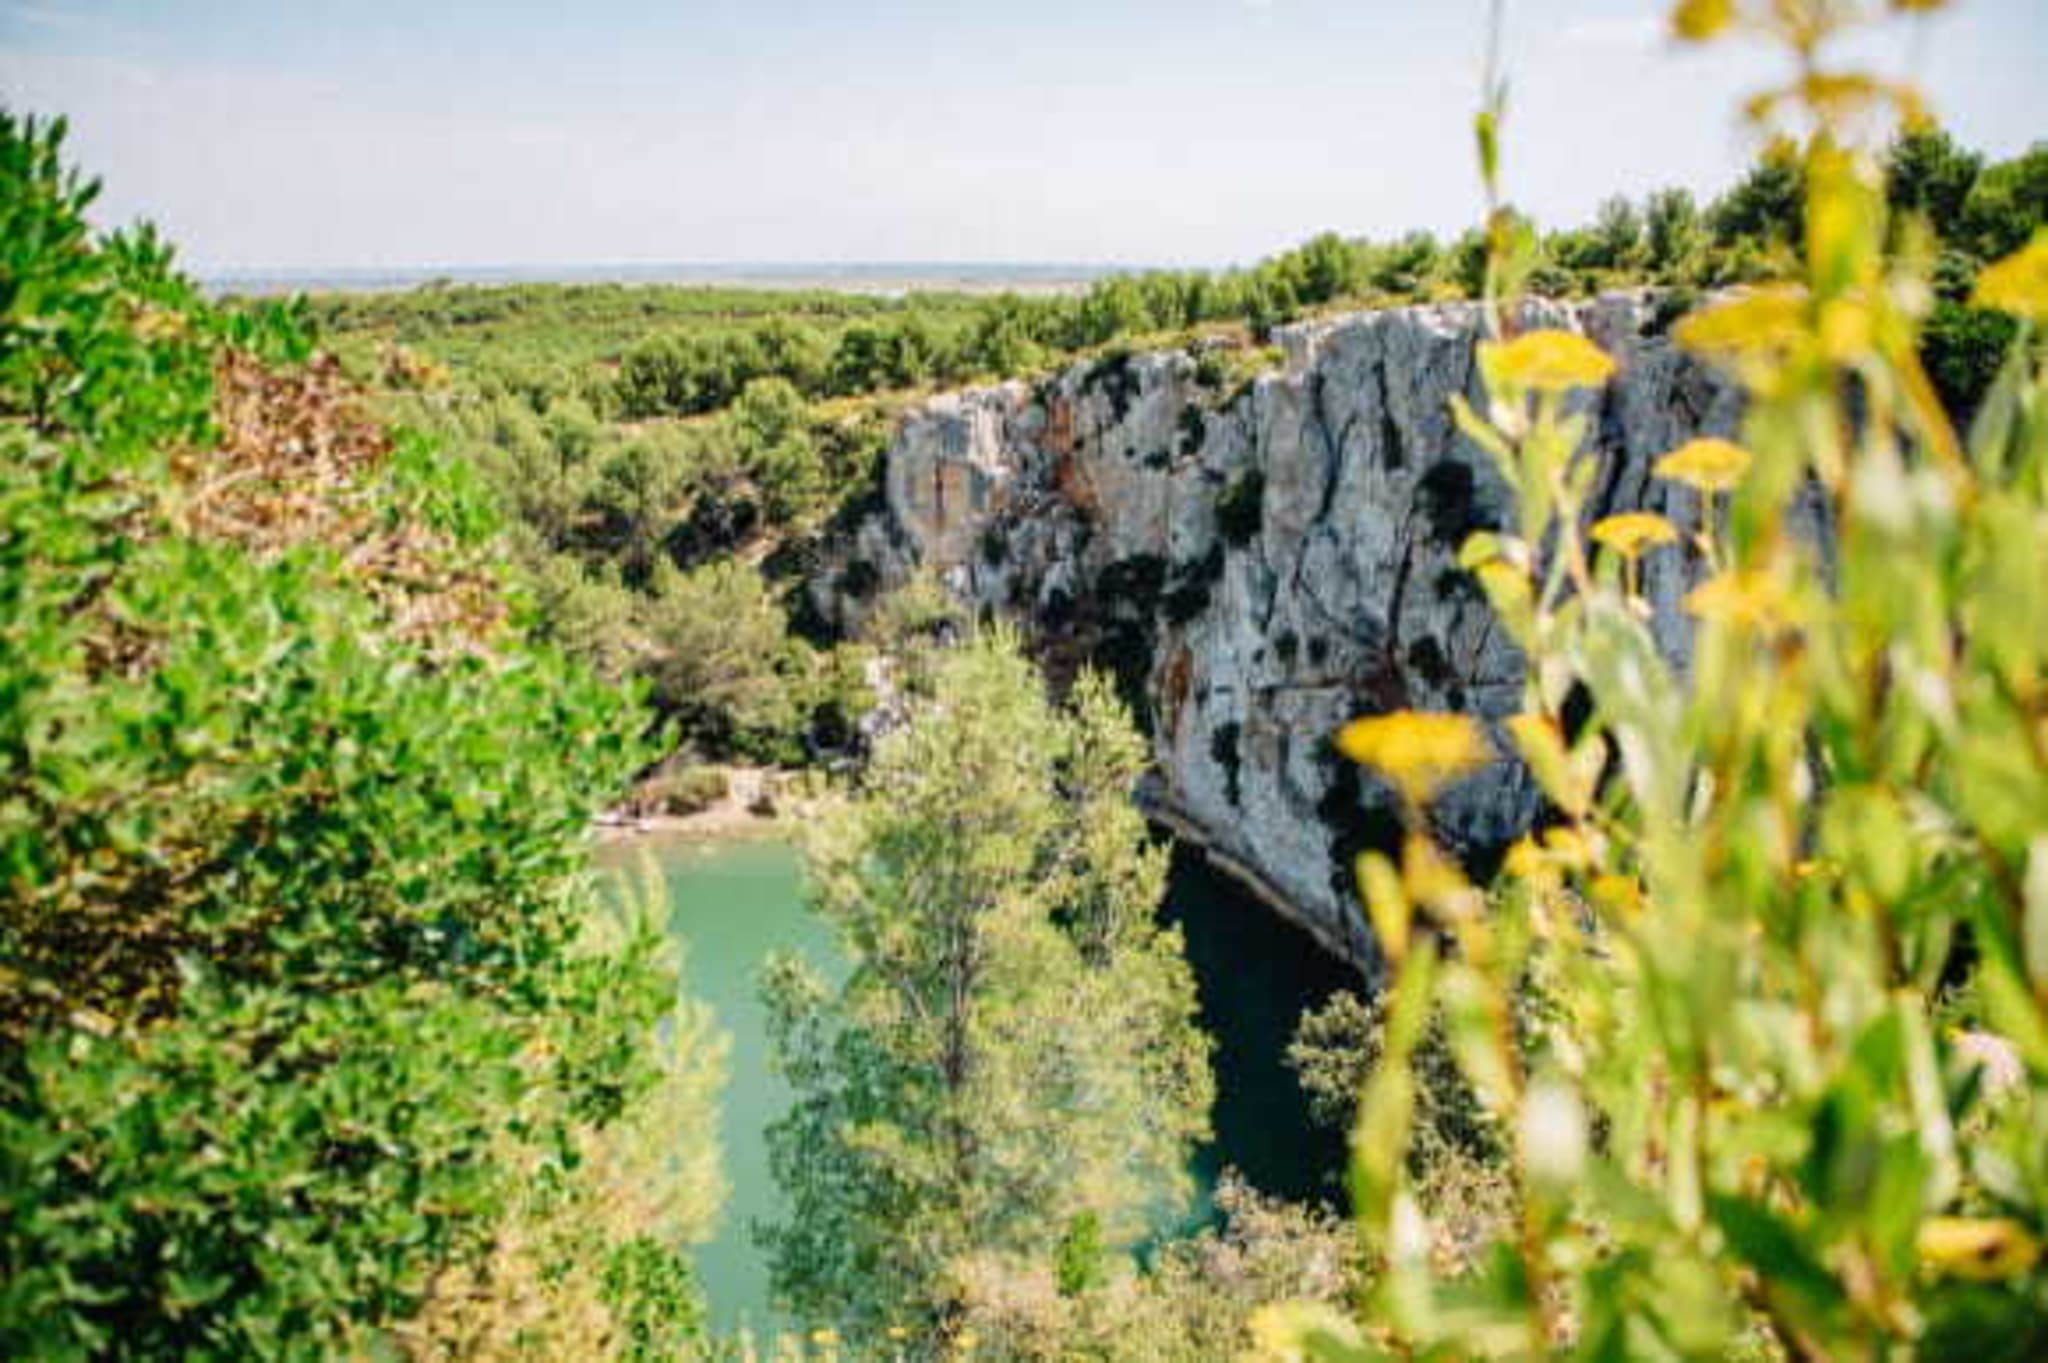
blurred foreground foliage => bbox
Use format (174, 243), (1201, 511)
(1259, 2), (2048, 1358)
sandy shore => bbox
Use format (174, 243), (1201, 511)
(593, 765), (833, 843)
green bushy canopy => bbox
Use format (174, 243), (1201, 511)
(0, 112), (707, 1357)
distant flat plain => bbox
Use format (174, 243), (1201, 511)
(204, 260), (1138, 298)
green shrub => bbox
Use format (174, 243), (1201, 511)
(1216, 469), (1266, 546)
(1644, 187), (1702, 274)
(1923, 295), (2020, 417)
(1961, 142), (2048, 261)
(639, 558), (816, 762)
(638, 765), (732, 816)
(0, 113), (713, 1356)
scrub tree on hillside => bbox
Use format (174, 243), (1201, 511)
(756, 632), (1213, 1350)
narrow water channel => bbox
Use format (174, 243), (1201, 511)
(595, 830), (1358, 1334)
(1159, 840), (1359, 1209)
(593, 835), (829, 1339)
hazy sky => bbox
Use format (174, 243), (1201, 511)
(2, 1), (2042, 272)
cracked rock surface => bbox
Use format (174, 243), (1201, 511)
(811, 295), (1753, 973)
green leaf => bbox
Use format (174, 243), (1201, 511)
(1350, 940), (1438, 1242)
(1706, 1193), (1847, 1326)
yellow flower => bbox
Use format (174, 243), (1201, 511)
(1674, 287), (1808, 372)
(1685, 570), (1796, 629)
(1479, 329), (1616, 395)
(1671, 0), (1735, 42)
(1973, 234), (2048, 322)
(1335, 711), (1492, 806)
(1590, 511), (1680, 560)
(1917, 1217), (2042, 1281)
(811, 1327), (839, 1345)
(1654, 437), (1754, 494)
(1589, 874), (1645, 917)
(1503, 835), (1551, 882)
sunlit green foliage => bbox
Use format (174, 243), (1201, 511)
(642, 559), (809, 764)
(368, 351), (889, 765)
(1959, 143), (2048, 262)
(757, 633), (1212, 1353)
(405, 876), (727, 1359)
(0, 111), (720, 1357)
(948, 1174), (1363, 1361)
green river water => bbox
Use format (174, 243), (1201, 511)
(595, 832), (1357, 1335)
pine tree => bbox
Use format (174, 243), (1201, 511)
(757, 631), (1212, 1348)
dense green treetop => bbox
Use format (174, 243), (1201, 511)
(757, 633), (1213, 1351)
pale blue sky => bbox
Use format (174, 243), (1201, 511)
(2, 0), (2042, 272)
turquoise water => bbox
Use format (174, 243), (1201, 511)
(594, 835), (831, 1338)
(597, 831), (1354, 1333)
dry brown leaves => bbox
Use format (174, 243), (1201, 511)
(172, 349), (507, 655)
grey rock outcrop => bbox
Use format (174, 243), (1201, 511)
(812, 296), (1744, 973)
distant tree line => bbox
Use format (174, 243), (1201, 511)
(596, 129), (2045, 422)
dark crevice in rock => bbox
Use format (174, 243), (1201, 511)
(1416, 460), (1489, 550)
(1210, 721), (1243, 808)
(1314, 743), (1403, 918)
(1375, 361), (1406, 470)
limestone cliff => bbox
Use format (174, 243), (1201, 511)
(813, 295), (1748, 972)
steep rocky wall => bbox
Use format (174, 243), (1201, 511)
(813, 296), (1747, 973)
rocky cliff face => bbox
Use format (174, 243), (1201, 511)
(813, 296), (1747, 972)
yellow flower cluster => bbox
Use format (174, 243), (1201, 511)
(1335, 711), (1492, 807)
(1655, 437), (1754, 494)
(1590, 511), (1679, 560)
(1671, 0), (1735, 42)
(1672, 287), (1809, 389)
(1478, 329), (1616, 395)
(1684, 570), (1798, 629)
(1973, 235), (2048, 322)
